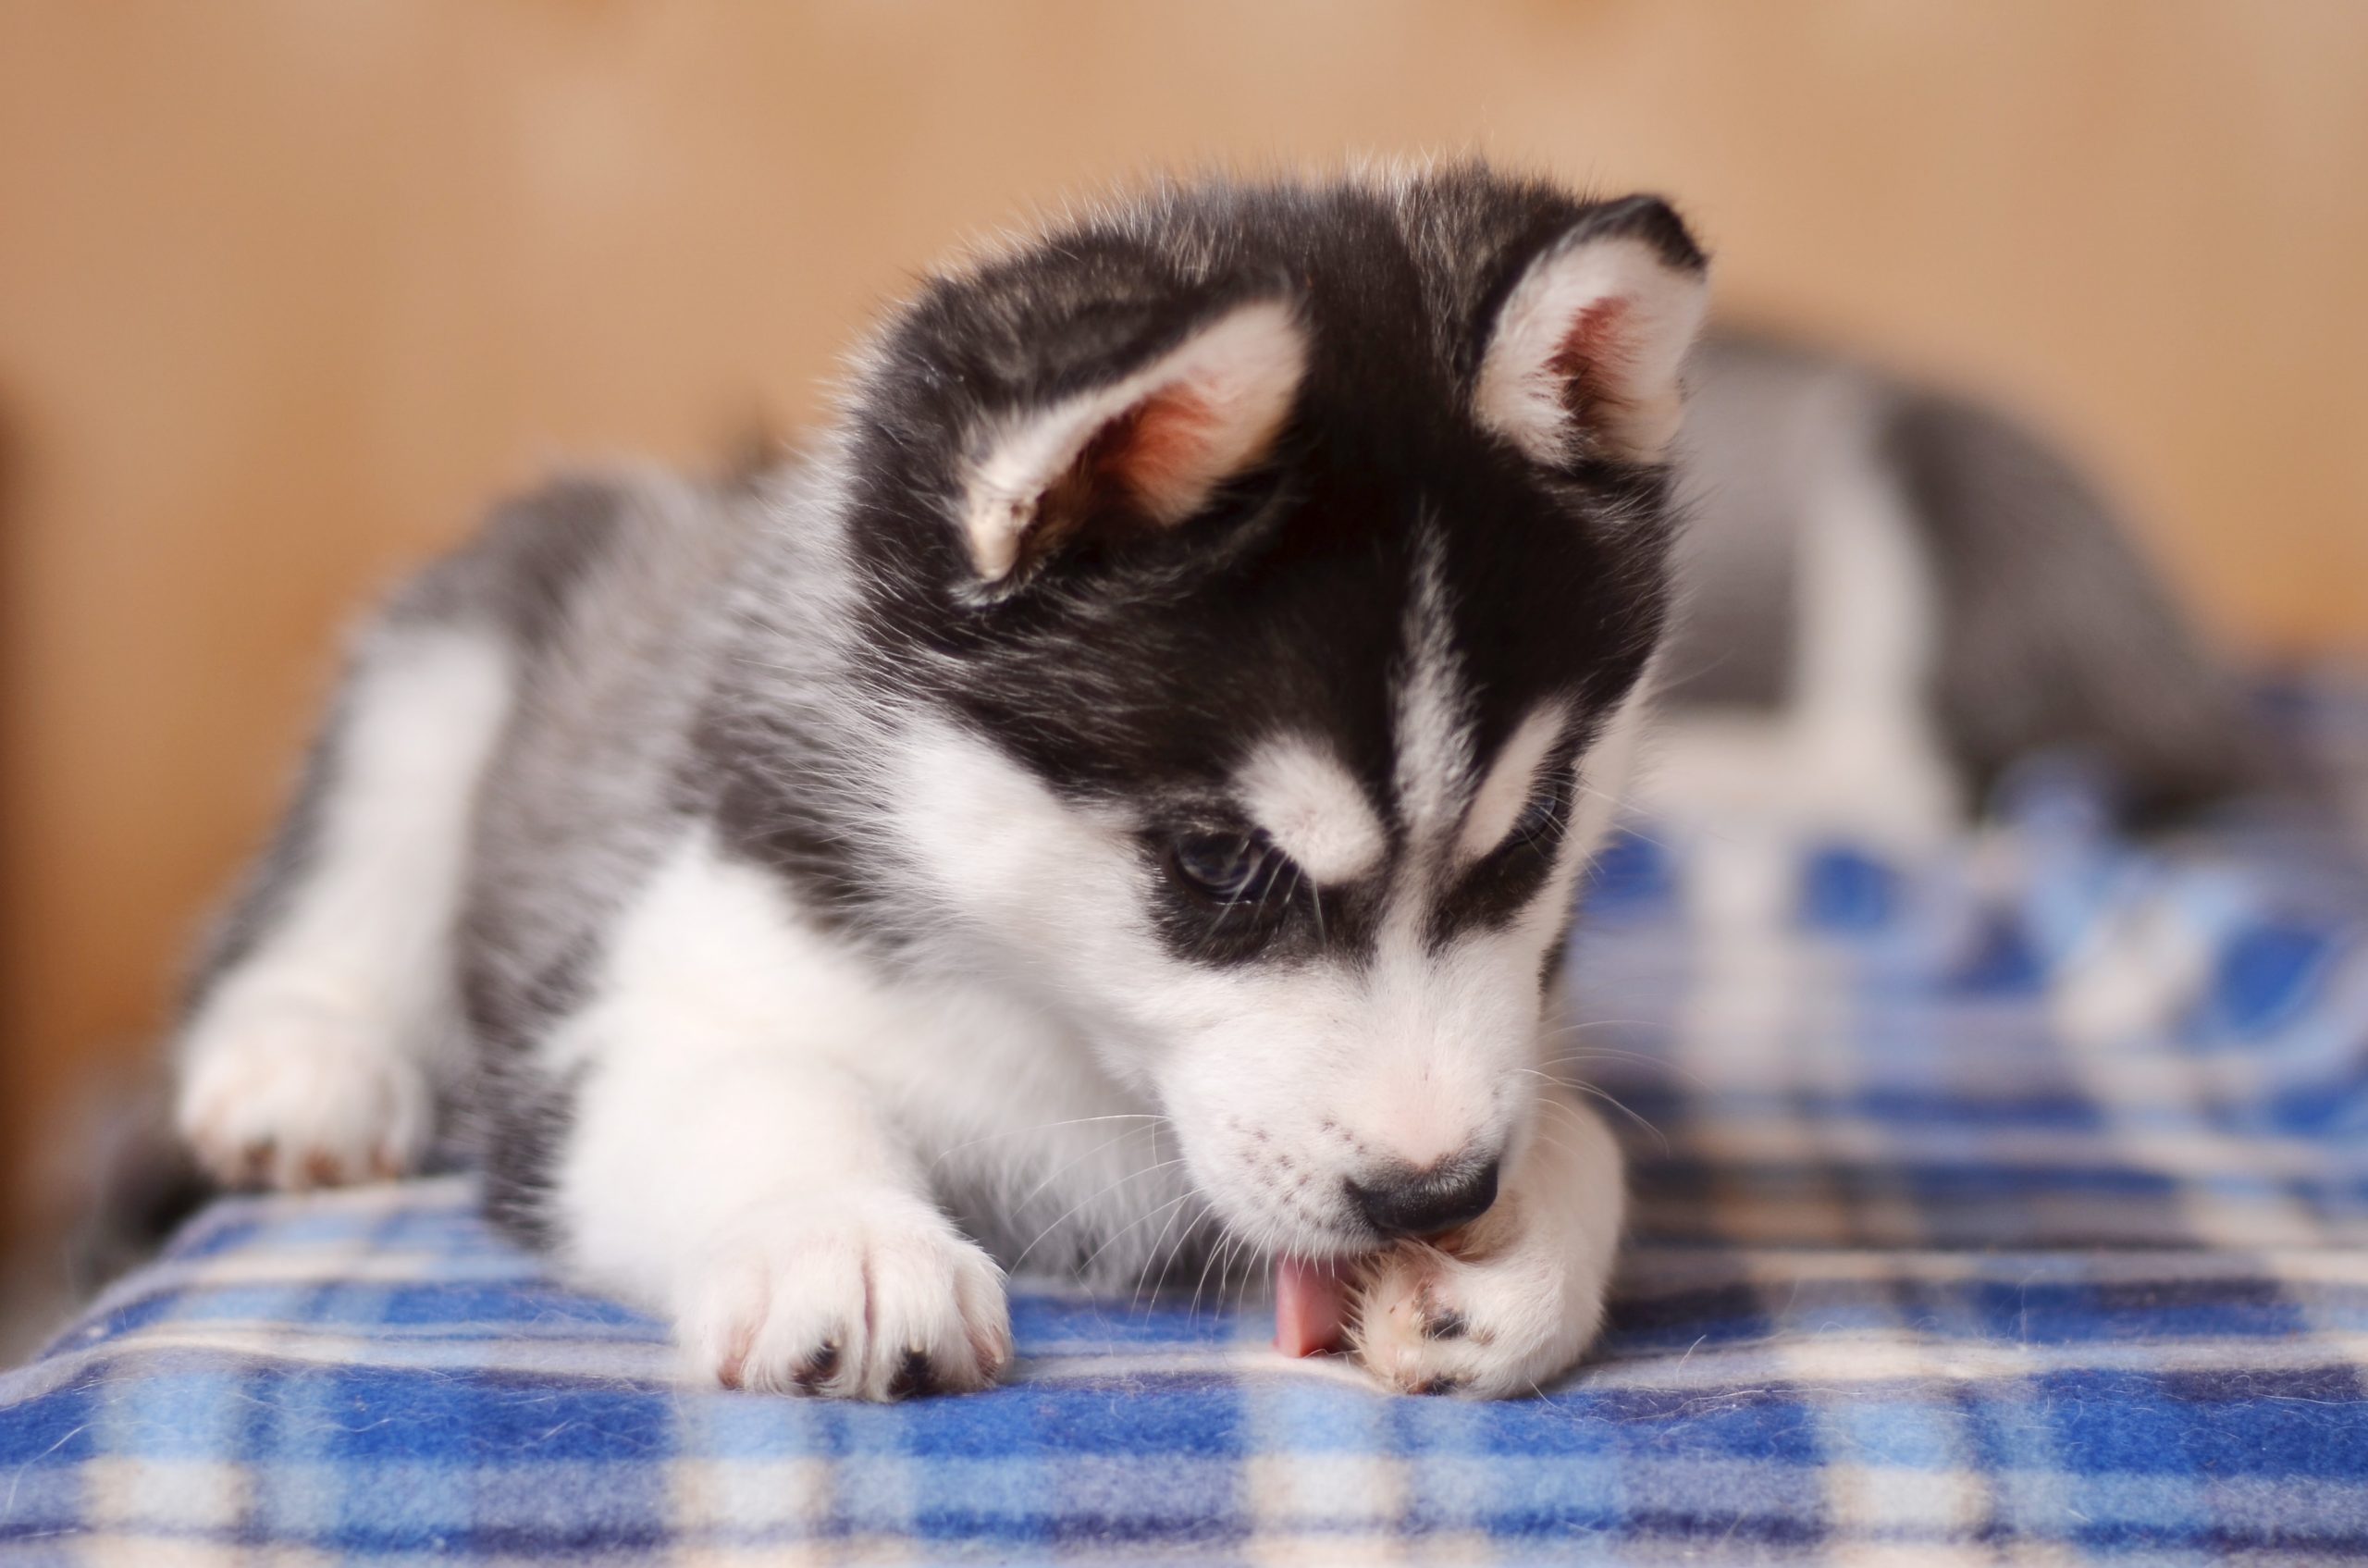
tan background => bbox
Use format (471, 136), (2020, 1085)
(3, 1), (2365, 1251)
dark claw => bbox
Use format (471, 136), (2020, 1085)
(238, 1141), (275, 1188)
(1411, 1376), (1466, 1397)
(793, 1341), (841, 1393)
(1422, 1309), (1469, 1341)
(887, 1349), (937, 1401)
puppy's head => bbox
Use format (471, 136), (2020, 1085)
(831, 168), (1706, 1261)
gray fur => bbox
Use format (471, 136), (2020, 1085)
(1664, 333), (2257, 820)
(444, 469), (767, 1234)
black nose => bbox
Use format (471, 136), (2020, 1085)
(1348, 1155), (1501, 1240)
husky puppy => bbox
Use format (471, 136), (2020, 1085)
(1651, 333), (2254, 852)
(171, 168), (1709, 1401)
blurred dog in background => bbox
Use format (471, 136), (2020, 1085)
(1649, 332), (2255, 859)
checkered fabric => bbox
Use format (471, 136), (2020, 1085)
(7, 700), (2368, 1562)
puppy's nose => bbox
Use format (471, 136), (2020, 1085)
(1348, 1154), (1501, 1240)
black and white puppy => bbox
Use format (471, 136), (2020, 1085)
(172, 167), (1708, 1400)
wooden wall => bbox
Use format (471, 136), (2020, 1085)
(4, 1), (2364, 1238)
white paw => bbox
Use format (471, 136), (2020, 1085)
(1348, 1220), (1610, 1398)
(680, 1200), (1013, 1401)
(175, 990), (431, 1190)
(1347, 1115), (1622, 1399)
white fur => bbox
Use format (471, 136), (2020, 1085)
(1456, 702), (1568, 862)
(1566, 681), (1654, 859)
(1390, 525), (1475, 838)
(1235, 735), (1387, 885)
(550, 824), (1018, 1398)
(880, 712), (1175, 1050)
(961, 298), (1308, 581)
(1788, 450), (1962, 844)
(1645, 434), (1961, 864)
(1474, 234), (1708, 464)
(176, 625), (512, 1188)
(561, 715), (1203, 1302)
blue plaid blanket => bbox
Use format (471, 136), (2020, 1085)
(7, 706), (2368, 1562)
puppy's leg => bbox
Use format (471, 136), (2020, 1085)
(1350, 1089), (1623, 1398)
(545, 828), (1012, 1401)
(175, 619), (512, 1189)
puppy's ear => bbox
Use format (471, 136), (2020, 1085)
(960, 296), (1307, 586)
(1474, 197), (1708, 465)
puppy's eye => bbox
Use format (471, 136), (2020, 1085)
(1508, 772), (1569, 848)
(1169, 830), (1282, 904)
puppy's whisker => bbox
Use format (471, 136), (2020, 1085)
(1543, 1080), (1670, 1155)
(1538, 1018), (1680, 1039)
(1132, 1191), (1208, 1314)
(1012, 1157), (1190, 1272)
(1078, 1185), (1194, 1279)
(1010, 1122), (1167, 1209)
(1188, 1229), (1244, 1326)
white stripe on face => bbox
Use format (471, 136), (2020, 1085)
(1389, 525), (1474, 838)
(1235, 735), (1386, 885)
(1456, 702), (1569, 862)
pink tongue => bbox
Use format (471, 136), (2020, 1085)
(1274, 1256), (1353, 1357)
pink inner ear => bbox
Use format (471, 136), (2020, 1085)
(1546, 297), (1636, 429)
(1094, 384), (1221, 516)
(1000, 384), (1227, 580)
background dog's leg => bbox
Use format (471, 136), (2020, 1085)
(174, 615), (513, 1189)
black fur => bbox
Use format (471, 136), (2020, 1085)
(706, 169), (1691, 977)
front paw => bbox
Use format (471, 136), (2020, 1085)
(1347, 1111), (1623, 1398)
(1348, 1217), (1610, 1399)
(681, 1200), (1013, 1401)
(175, 990), (430, 1190)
